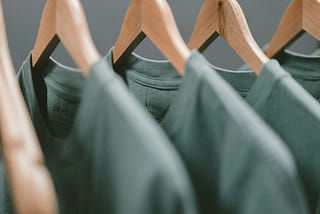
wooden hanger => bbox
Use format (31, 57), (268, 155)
(32, 0), (100, 76)
(112, 0), (191, 75)
(265, 0), (320, 58)
(188, 0), (269, 75)
(0, 2), (57, 214)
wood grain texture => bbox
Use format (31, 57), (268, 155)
(266, 0), (320, 57)
(265, 0), (303, 57)
(188, 0), (269, 75)
(302, 0), (320, 41)
(0, 2), (58, 214)
(32, 0), (100, 76)
(113, 0), (191, 75)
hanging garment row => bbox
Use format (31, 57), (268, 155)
(1, 0), (320, 214)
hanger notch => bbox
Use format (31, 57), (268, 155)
(113, 0), (191, 75)
(32, 0), (100, 76)
(0, 1), (58, 213)
(188, 0), (269, 75)
(265, 0), (320, 57)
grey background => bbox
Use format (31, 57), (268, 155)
(2, 0), (318, 71)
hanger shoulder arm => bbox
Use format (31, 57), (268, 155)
(57, 0), (100, 76)
(0, 80), (58, 214)
(32, 0), (58, 68)
(188, 0), (268, 74)
(113, 0), (190, 75)
(303, 0), (320, 41)
(142, 0), (190, 74)
(0, 3), (58, 213)
(223, 0), (269, 74)
(113, 0), (145, 65)
(265, 0), (303, 58)
(188, 0), (219, 51)
(33, 0), (100, 75)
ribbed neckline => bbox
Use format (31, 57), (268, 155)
(105, 48), (204, 135)
(19, 52), (98, 161)
(275, 49), (320, 80)
(106, 48), (182, 89)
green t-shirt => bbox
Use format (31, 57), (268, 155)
(240, 49), (320, 102)
(0, 54), (198, 214)
(107, 49), (309, 214)
(216, 59), (320, 212)
(276, 50), (320, 102)
(0, 158), (11, 213)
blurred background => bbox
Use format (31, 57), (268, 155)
(2, 0), (318, 71)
